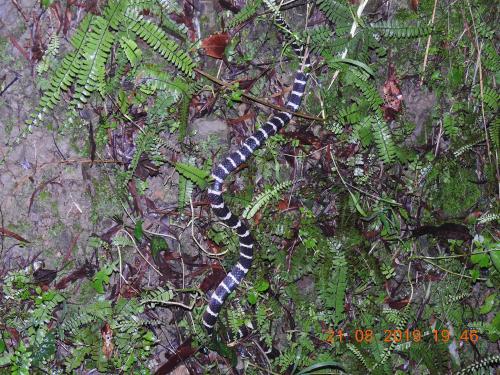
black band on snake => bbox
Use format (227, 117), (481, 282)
(203, 11), (311, 334)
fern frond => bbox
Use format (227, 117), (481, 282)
(348, 69), (383, 111)
(177, 157), (196, 210)
(326, 121), (343, 135)
(331, 256), (347, 323)
(446, 292), (470, 304)
(482, 42), (500, 73)
(175, 162), (210, 188)
(443, 113), (459, 138)
(347, 343), (371, 372)
(372, 305), (410, 371)
(178, 174), (194, 210)
(140, 287), (174, 307)
(60, 300), (113, 336)
(73, 0), (129, 107)
(178, 93), (190, 141)
(119, 36), (142, 66)
(371, 117), (396, 164)
(73, 15), (116, 106)
(316, 0), (351, 26)
(456, 355), (500, 375)
(105, 0), (129, 29)
(453, 139), (482, 157)
(478, 213), (499, 224)
(28, 15), (95, 126)
(370, 20), (432, 38)
(120, 125), (165, 184)
(36, 33), (60, 74)
(301, 25), (335, 54)
(242, 181), (293, 219)
(489, 117), (500, 150)
(127, 12), (195, 77)
(128, 0), (182, 15)
(473, 85), (499, 111)
(227, 0), (262, 29)
(127, 0), (187, 38)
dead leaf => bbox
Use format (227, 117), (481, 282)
(252, 211), (262, 225)
(33, 269), (58, 286)
(384, 296), (410, 309)
(226, 111), (255, 126)
(412, 223), (472, 241)
(199, 264), (225, 293)
(155, 339), (196, 375)
(201, 33), (230, 59)
(55, 262), (95, 290)
(381, 65), (403, 121)
(101, 322), (114, 359)
(277, 199), (289, 212)
(0, 227), (30, 243)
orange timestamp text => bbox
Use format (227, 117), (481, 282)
(321, 328), (479, 344)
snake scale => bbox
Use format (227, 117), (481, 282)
(203, 10), (311, 334)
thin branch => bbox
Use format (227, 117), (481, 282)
(420, 0), (439, 86)
(327, 0), (370, 90)
(420, 258), (486, 281)
(194, 68), (323, 122)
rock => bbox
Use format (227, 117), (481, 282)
(188, 117), (229, 146)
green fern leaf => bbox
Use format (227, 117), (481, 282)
(301, 25), (334, 54)
(348, 69), (383, 111)
(478, 213), (499, 224)
(370, 20), (432, 38)
(28, 15), (95, 126)
(371, 118), (396, 164)
(73, 16), (116, 106)
(140, 287), (174, 308)
(489, 118), (500, 150)
(175, 162), (210, 188)
(227, 0), (262, 29)
(316, 0), (351, 26)
(104, 0), (128, 29)
(242, 181), (293, 219)
(456, 355), (500, 375)
(178, 94), (190, 141)
(332, 258), (347, 323)
(473, 85), (499, 111)
(119, 36), (142, 66)
(347, 343), (371, 372)
(127, 13), (195, 77)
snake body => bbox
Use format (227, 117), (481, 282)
(203, 16), (310, 334)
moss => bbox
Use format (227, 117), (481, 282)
(431, 164), (481, 216)
(38, 190), (51, 201)
(89, 177), (123, 225)
(47, 221), (65, 238)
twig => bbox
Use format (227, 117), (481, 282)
(434, 119), (443, 156)
(330, 149), (402, 206)
(327, 0), (370, 90)
(420, 0), (439, 86)
(187, 196), (228, 257)
(420, 258), (486, 281)
(465, 0), (497, 197)
(119, 229), (163, 276)
(142, 298), (196, 310)
(409, 248), (500, 260)
(11, 0), (29, 23)
(0, 75), (19, 96)
(194, 68), (323, 122)
(115, 244), (130, 288)
(13, 158), (122, 193)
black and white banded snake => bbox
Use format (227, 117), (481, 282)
(202, 11), (311, 335)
